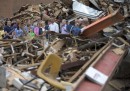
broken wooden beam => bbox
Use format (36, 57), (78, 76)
(0, 42), (25, 47)
(69, 39), (113, 83)
(13, 58), (30, 66)
(74, 45), (126, 91)
(23, 52), (36, 58)
(17, 63), (41, 70)
(0, 39), (21, 42)
(78, 37), (109, 50)
(61, 61), (86, 71)
(73, 44), (112, 89)
(3, 53), (21, 58)
(82, 10), (124, 37)
(117, 37), (130, 46)
(74, 47), (110, 89)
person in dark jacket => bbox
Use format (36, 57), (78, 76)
(4, 20), (13, 39)
(66, 21), (81, 36)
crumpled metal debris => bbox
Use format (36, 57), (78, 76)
(72, 0), (104, 19)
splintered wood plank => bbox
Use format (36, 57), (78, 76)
(75, 48), (125, 91)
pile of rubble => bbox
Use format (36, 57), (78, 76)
(11, 0), (130, 21)
(0, 0), (130, 91)
(11, 1), (74, 21)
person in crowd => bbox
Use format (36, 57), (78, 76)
(48, 18), (59, 33)
(44, 20), (50, 39)
(0, 21), (4, 39)
(45, 20), (49, 31)
(39, 21), (46, 35)
(29, 19), (35, 31)
(13, 23), (23, 38)
(11, 20), (17, 30)
(34, 21), (40, 36)
(39, 21), (47, 46)
(60, 19), (69, 34)
(24, 24), (30, 34)
(81, 18), (89, 28)
(75, 18), (83, 28)
(0, 21), (4, 30)
(24, 19), (34, 34)
(28, 27), (35, 38)
(66, 20), (81, 36)
(57, 18), (62, 33)
(4, 20), (13, 39)
(34, 21), (46, 36)
(80, 18), (89, 34)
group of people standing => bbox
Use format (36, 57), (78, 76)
(1, 17), (89, 39)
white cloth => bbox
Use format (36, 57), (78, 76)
(41, 27), (45, 32)
(49, 22), (59, 33)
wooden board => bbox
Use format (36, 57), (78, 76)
(75, 48), (125, 91)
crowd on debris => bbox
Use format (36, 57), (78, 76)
(0, 17), (89, 40)
(0, 0), (130, 91)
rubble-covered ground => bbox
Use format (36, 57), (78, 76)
(0, 0), (130, 91)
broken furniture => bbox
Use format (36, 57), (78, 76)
(74, 41), (126, 91)
(37, 54), (73, 90)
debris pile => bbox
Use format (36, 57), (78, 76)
(11, 1), (74, 21)
(0, 0), (130, 91)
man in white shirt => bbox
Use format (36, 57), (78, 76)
(48, 18), (59, 33)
